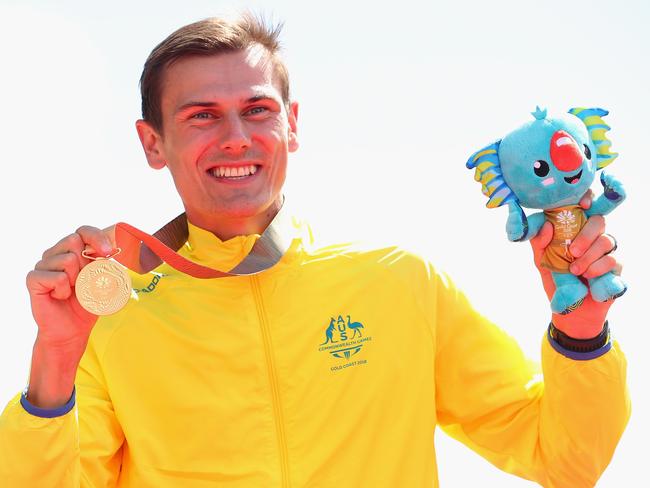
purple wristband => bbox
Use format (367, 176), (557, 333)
(20, 386), (76, 418)
(547, 323), (612, 361)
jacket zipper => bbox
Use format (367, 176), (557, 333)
(251, 275), (291, 488)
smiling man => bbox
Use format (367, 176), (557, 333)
(0, 14), (630, 488)
(137, 21), (298, 240)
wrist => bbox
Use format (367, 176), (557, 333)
(27, 337), (85, 408)
(550, 313), (606, 339)
(21, 386), (76, 418)
(33, 331), (89, 356)
(549, 320), (610, 353)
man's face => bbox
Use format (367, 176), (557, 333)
(137, 46), (298, 229)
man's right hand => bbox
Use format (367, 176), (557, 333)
(24, 226), (114, 409)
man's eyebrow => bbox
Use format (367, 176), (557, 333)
(175, 94), (280, 114)
(175, 101), (217, 114)
(246, 94), (279, 104)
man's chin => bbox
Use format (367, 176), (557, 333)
(214, 197), (281, 219)
(214, 207), (262, 220)
(185, 197), (282, 228)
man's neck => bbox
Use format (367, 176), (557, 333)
(187, 199), (282, 241)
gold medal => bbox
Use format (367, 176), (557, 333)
(75, 248), (132, 316)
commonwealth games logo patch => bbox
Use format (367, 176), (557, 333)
(318, 315), (372, 372)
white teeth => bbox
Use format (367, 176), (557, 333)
(210, 165), (258, 178)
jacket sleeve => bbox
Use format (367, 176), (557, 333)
(0, 330), (125, 487)
(431, 268), (630, 488)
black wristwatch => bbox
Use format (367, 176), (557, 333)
(548, 321), (610, 353)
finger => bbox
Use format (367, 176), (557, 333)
(579, 189), (595, 210)
(34, 252), (81, 287)
(530, 221), (554, 265)
(569, 215), (605, 258)
(604, 233), (618, 254)
(41, 234), (90, 272)
(569, 234), (617, 275)
(26, 269), (73, 300)
(581, 255), (622, 280)
(75, 226), (114, 256)
(42, 227), (112, 264)
(42, 233), (85, 260)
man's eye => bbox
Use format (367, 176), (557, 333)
(191, 112), (214, 120)
(246, 106), (268, 115)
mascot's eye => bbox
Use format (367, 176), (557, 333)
(584, 144), (592, 160)
(533, 160), (550, 177)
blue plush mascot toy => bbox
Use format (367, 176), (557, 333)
(466, 107), (627, 315)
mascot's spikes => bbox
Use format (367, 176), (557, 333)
(569, 107), (618, 170)
(466, 141), (515, 208)
(531, 106), (548, 120)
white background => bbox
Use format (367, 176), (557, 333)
(0, 0), (647, 486)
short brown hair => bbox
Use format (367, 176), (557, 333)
(140, 14), (290, 132)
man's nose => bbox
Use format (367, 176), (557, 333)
(220, 115), (251, 154)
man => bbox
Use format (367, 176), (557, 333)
(0, 14), (629, 487)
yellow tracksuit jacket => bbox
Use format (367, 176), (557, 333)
(0, 217), (630, 487)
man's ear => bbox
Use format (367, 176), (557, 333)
(135, 119), (167, 170)
(287, 101), (299, 153)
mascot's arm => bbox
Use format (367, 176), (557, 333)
(506, 202), (545, 242)
(586, 172), (626, 217)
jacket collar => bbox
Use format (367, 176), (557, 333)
(182, 199), (312, 271)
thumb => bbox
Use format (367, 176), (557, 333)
(101, 224), (118, 249)
(530, 221), (553, 263)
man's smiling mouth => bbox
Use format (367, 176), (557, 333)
(208, 164), (259, 179)
(564, 170), (583, 185)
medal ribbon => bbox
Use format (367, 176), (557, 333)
(106, 201), (293, 278)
